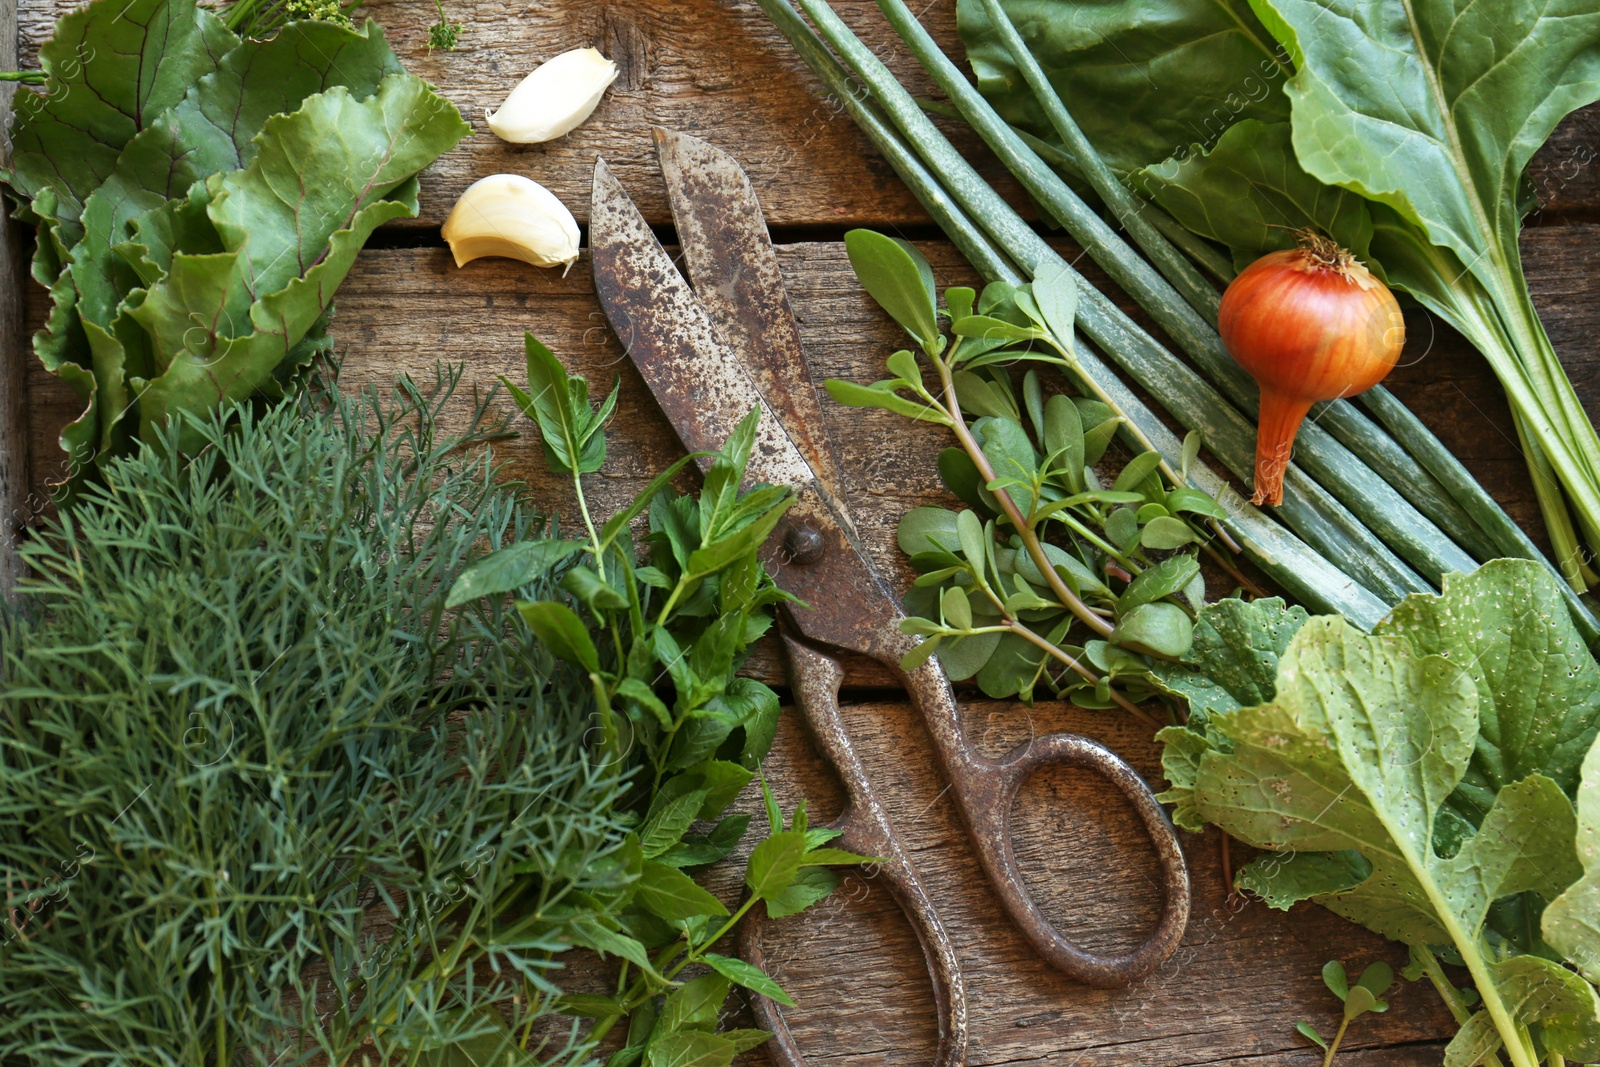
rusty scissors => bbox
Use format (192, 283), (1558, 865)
(590, 129), (1191, 1066)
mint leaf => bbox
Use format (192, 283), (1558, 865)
(516, 601), (600, 673)
(700, 953), (795, 1007)
(635, 861), (729, 921)
(745, 831), (806, 903)
(643, 1031), (735, 1067)
(447, 540), (585, 608)
(656, 973), (730, 1034)
(763, 866), (840, 920)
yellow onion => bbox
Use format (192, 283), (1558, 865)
(1219, 234), (1405, 506)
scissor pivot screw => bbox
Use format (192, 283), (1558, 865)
(783, 523), (825, 565)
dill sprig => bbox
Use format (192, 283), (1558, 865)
(0, 368), (626, 1065)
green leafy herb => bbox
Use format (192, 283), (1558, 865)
(832, 231), (1252, 720)
(1296, 960), (1394, 1064)
(0, 369), (625, 1064)
(1160, 561), (1600, 1067)
(2, 0), (467, 496)
(452, 336), (872, 1059)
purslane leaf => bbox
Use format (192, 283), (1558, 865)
(844, 229), (941, 348)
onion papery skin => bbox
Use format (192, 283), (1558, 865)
(1220, 242), (1405, 506)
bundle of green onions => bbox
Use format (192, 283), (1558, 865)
(753, 0), (1599, 643)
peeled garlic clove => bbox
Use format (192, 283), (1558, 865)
(441, 174), (581, 270)
(486, 47), (619, 144)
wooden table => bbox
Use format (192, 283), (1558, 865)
(6, 1), (1600, 1063)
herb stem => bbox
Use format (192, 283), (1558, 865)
(1006, 619), (1162, 728)
(1321, 1015), (1350, 1067)
(1048, 508), (1141, 574)
(934, 351), (1112, 638)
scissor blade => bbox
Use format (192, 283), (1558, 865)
(589, 156), (814, 493)
(591, 156), (904, 663)
(653, 128), (847, 504)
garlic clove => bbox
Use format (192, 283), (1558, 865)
(441, 174), (581, 270)
(486, 47), (619, 145)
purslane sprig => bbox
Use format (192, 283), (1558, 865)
(827, 230), (1244, 721)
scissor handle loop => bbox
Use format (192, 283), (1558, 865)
(902, 658), (1190, 987)
(737, 633), (967, 1067)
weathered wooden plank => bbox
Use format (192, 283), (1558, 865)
(13, 0), (1599, 228)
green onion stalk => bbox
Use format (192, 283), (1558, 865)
(753, 0), (1599, 643)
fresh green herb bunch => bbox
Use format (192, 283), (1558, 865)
(0, 369), (627, 1066)
(451, 336), (874, 1065)
(828, 230), (1241, 718)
